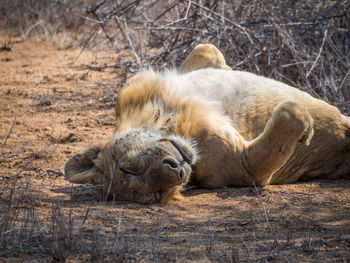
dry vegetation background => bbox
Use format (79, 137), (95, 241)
(2, 0), (350, 108)
(0, 0), (350, 262)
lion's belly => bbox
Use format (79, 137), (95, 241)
(181, 69), (350, 183)
(182, 69), (314, 140)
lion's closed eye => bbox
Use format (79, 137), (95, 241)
(162, 159), (179, 168)
(119, 166), (140, 176)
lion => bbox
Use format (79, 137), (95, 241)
(64, 44), (350, 203)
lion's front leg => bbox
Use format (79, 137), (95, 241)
(243, 101), (314, 185)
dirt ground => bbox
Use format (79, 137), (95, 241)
(1, 37), (350, 262)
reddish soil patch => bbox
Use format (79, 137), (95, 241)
(0, 38), (350, 262)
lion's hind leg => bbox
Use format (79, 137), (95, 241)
(244, 101), (314, 185)
(179, 44), (231, 73)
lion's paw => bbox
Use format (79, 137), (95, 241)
(273, 101), (314, 145)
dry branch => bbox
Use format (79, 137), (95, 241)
(114, 16), (142, 67)
(253, 183), (279, 247)
(46, 168), (65, 177)
(74, 0), (350, 113)
(1, 115), (17, 150)
(189, 1), (255, 44)
(0, 142), (29, 163)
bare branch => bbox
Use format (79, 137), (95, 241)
(114, 16), (142, 67)
(1, 115), (17, 150)
(46, 168), (65, 177)
(252, 182), (279, 247)
(306, 24), (328, 78)
(0, 142), (29, 163)
(188, 1), (254, 44)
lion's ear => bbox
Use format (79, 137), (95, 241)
(64, 146), (103, 184)
(165, 136), (199, 165)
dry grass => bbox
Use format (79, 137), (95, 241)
(0, 0), (94, 48)
(2, 174), (349, 262)
(0, 180), (238, 261)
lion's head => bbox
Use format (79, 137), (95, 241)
(64, 128), (198, 203)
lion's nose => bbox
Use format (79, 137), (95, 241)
(162, 159), (185, 180)
(170, 166), (184, 180)
(171, 166), (184, 180)
(168, 164), (183, 180)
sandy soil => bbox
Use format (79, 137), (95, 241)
(0, 38), (350, 262)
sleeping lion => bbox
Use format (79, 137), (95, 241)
(65, 44), (350, 203)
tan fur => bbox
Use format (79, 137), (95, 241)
(65, 44), (350, 204)
(179, 44), (231, 73)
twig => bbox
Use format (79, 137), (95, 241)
(149, 38), (196, 65)
(87, 0), (107, 14)
(81, 208), (90, 227)
(184, 1), (191, 19)
(83, 60), (138, 71)
(306, 24), (328, 78)
(88, 7), (121, 54)
(46, 168), (65, 177)
(150, 27), (182, 65)
(36, 135), (62, 171)
(154, 2), (178, 21)
(261, 21), (320, 28)
(159, 16), (191, 29)
(252, 182), (279, 247)
(1, 115), (17, 149)
(163, 18), (190, 28)
(188, 1), (254, 44)
(134, 26), (210, 34)
(74, 24), (100, 63)
(24, 20), (42, 38)
(114, 16), (142, 67)
(339, 70), (350, 91)
(0, 142), (29, 163)
(10, 139), (58, 181)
